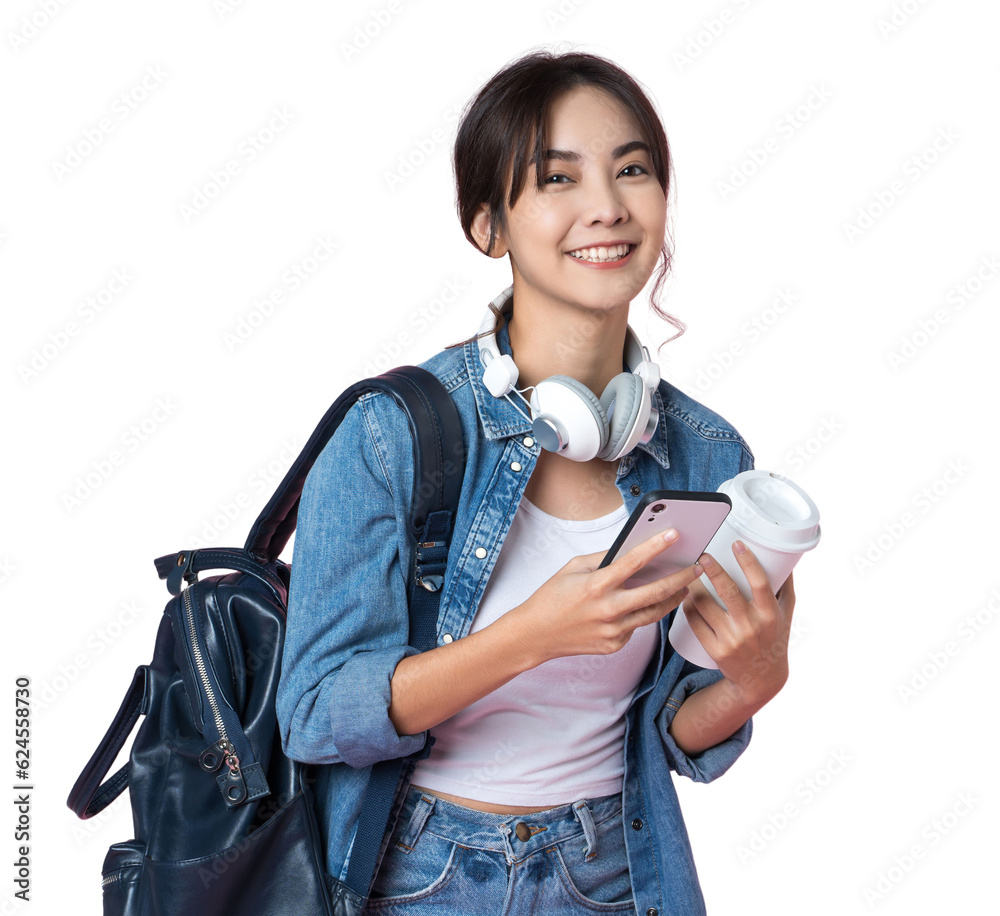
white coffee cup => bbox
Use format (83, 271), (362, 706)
(668, 470), (821, 669)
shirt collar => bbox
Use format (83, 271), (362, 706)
(462, 289), (671, 470)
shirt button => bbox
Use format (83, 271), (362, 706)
(475, 547), (487, 559)
(442, 633), (454, 644)
(523, 437), (534, 448)
(510, 461), (522, 472)
(515, 822), (531, 841)
(646, 909), (659, 916)
(630, 484), (641, 496)
(631, 818), (643, 830)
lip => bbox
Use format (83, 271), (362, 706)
(565, 241), (637, 269)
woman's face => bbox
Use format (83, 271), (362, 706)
(498, 85), (667, 317)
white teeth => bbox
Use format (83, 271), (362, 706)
(568, 244), (631, 263)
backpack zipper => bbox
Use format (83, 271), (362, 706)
(181, 584), (245, 802)
(184, 584), (230, 751)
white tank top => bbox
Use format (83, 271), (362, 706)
(409, 493), (660, 806)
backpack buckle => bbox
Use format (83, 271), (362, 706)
(414, 539), (447, 592)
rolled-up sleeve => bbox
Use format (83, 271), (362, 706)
(653, 426), (755, 785)
(276, 392), (428, 769)
(655, 650), (753, 783)
(652, 432), (757, 783)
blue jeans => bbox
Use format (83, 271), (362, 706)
(362, 785), (635, 914)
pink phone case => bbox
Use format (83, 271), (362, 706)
(599, 489), (732, 588)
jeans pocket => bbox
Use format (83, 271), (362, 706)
(368, 828), (459, 904)
(551, 813), (634, 911)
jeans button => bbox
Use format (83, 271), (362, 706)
(631, 818), (643, 830)
(630, 484), (641, 496)
(515, 822), (531, 841)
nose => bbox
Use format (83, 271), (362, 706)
(582, 175), (628, 226)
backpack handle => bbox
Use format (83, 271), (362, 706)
(66, 665), (149, 819)
(243, 366), (465, 564)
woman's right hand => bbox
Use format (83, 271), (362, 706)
(505, 528), (704, 667)
(389, 528), (701, 737)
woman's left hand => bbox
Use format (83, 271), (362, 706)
(682, 541), (796, 707)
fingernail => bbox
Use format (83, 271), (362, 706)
(662, 528), (678, 542)
(733, 540), (747, 555)
(698, 553), (713, 568)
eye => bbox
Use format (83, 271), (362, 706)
(619, 163), (649, 177)
(543, 173), (572, 184)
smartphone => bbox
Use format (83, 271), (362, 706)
(598, 489), (732, 589)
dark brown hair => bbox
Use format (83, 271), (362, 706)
(445, 48), (685, 353)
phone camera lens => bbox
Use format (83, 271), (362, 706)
(650, 503), (665, 513)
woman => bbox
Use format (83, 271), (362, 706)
(276, 48), (795, 916)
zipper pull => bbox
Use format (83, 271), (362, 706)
(217, 751), (247, 806)
(200, 739), (247, 805)
(198, 738), (231, 772)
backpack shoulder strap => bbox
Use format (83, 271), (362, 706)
(244, 365), (465, 565)
(67, 367), (466, 841)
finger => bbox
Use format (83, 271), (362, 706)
(577, 546), (618, 573)
(696, 552), (749, 619)
(619, 559), (705, 618)
(679, 596), (719, 657)
(683, 577), (732, 634)
(601, 526), (681, 585)
(731, 540), (777, 610)
(622, 583), (691, 631)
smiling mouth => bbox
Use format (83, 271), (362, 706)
(566, 243), (635, 263)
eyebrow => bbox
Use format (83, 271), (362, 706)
(543, 140), (651, 162)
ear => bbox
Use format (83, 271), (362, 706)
(471, 203), (508, 258)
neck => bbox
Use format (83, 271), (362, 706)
(504, 283), (630, 396)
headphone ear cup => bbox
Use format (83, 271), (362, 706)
(599, 374), (648, 461)
(530, 375), (609, 462)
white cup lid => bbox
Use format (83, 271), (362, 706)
(719, 471), (821, 553)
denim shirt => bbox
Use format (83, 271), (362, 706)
(276, 293), (755, 916)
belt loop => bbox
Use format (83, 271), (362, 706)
(397, 793), (437, 853)
(498, 822), (515, 864)
(572, 800), (598, 860)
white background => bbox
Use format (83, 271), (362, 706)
(3, 0), (997, 913)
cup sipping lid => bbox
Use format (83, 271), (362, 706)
(718, 471), (821, 553)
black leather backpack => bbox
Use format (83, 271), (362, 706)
(67, 366), (465, 916)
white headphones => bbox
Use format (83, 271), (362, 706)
(477, 285), (660, 463)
